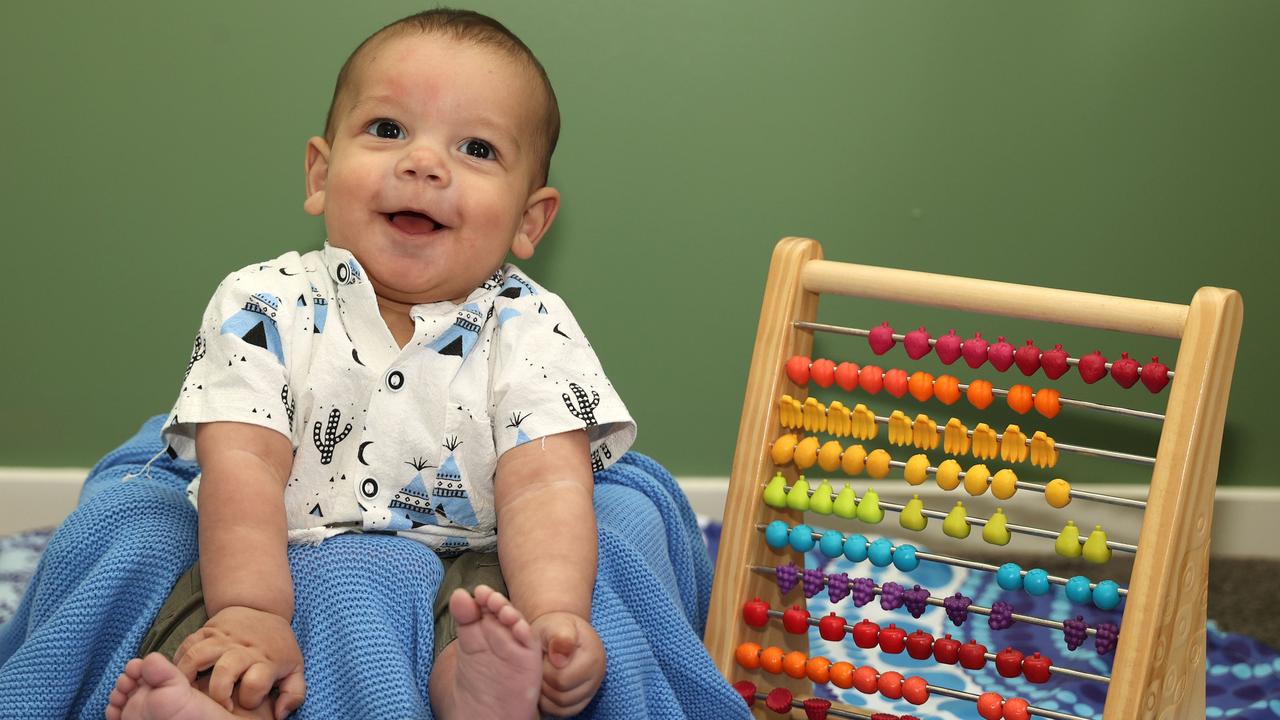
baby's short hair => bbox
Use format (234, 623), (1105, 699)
(322, 8), (560, 185)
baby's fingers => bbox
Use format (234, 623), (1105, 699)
(206, 650), (255, 711)
(235, 662), (277, 711)
(274, 669), (308, 719)
(174, 636), (228, 681)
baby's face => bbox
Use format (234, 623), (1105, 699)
(305, 33), (556, 305)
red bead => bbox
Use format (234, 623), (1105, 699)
(853, 665), (879, 694)
(977, 691), (1004, 720)
(811, 358), (836, 388)
(877, 671), (904, 699)
(933, 634), (960, 664)
(765, 687), (793, 713)
(902, 675), (929, 705)
(878, 624), (907, 654)
(782, 605), (809, 634)
(995, 647), (1024, 678)
(1022, 652), (1052, 683)
(959, 640), (988, 669)
(858, 365), (884, 394)
(852, 619), (880, 649)
(1002, 697), (1030, 720)
(785, 356), (811, 386)
(818, 612), (846, 642)
(742, 598), (769, 628)
(732, 680), (755, 707)
(803, 697), (832, 720)
(835, 361), (860, 391)
(905, 630), (934, 660)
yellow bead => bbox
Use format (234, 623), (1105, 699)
(904, 454), (930, 486)
(818, 440), (844, 472)
(963, 464), (991, 496)
(1045, 478), (1071, 508)
(1055, 520), (1082, 558)
(982, 508), (1011, 545)
(991, 469), (1018, 500)
(1082, 525), (1113, 564)
(771, 434), (798, 466)
(943, 502), (971, 538)
(841, 445), (867, 476)
(900, 495), (928, 531)
(936, 459), (961, 490)
(866, 449), (891, 479)
(794, 436), (820, 470)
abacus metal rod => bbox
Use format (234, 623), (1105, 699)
(881, 458), (1148, 510)
(981, 383), (1164, 422)
(748, 694), (876, 720)
(867, 414), (1157, 466)
(920, 687), (1092, 720)
(760, 609), (1113, 685)
(795, 320), (1175, 381)
(753, 523), (1130, 598)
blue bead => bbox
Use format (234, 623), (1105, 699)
(1066, 576), (1093, 605)
(819, 530), (845, 558)
(868, 538), (894, 567)
(843, 534), (869, 562)
(1024, 568), (1051, 596)
(892, 544), (919, 572)
(996, 562), (1024, 591)
(1093, 580), (1121, 610)
(789, 524), (815, 552)
(764, 520), (790, 549)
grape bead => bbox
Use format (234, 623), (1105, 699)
(996, 563), (1023, 591)
(789, 524), (815, 552)
(827, 572), (851, 604)
(880, 581), (904, 611)
(892, 544), (919, 572)
(868, 538), (894, 567)
(844, 534), (869, 562)
(903, 585), (930, 618)
(988, 600), (1014, 630)
(943, 593), (971, 626)
(764, 520), (789, 549)
(818, 530), (845, 558)
(1023, 568), (1050, 596)
(1066, 576), (1093, 605)
(851, 577), (876, 607)
(1094, 621), (1119, 655)
(1093, 580), (1121, 611)
(802, 569), (826, 598)
(1063, 616), (1088, 651)
(776, 562), (799, 594)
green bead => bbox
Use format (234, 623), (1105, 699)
(855, 489), (884, 524)
(943, 501), (971, 539)
(982, 508), (1011, 546)
(786, 476), (811, 511)
(1082, 525), (1112, 564)
(762, 473), (788, 508)
(1055, 520), (1082, 558)
(809, 479), (834, 515)
(832, 485), (858, 519)
(899, 495), (927, 532)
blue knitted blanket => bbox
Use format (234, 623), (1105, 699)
(0, 416), (748, 720)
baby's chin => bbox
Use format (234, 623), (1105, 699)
(367, 272), (480, 307)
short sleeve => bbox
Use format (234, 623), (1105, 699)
(490, 285), (636, 473)
(162, 263), (304, 459)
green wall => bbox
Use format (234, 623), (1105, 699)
(2, 1), (1276, 486)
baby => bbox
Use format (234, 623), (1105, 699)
(106, 8), (634, 720)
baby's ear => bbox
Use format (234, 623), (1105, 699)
(511, 186), (560, 260)
(303, 137), (331, 216)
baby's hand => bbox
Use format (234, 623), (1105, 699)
(173, 605), (306, 718)
(529, 611), (606, 716)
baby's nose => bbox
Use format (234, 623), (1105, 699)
(397, 145), (451, 185)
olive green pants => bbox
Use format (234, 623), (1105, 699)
(138, 552), (506, 661)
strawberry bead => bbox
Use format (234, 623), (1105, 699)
(869, 322), (896, 355)
(1140, 356), (1170, 393)
(1014, 340), (1042, 376)
(962, 332), (989, 368)
(1110, 352), (1140, 388)
(1041, 344), (1069, 379)
(1078, 350), (1108, 384)
(987, 336), (1014, 372)
(934, 329), (963, 364)
(904, 327), (932, 359)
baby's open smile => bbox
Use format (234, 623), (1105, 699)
(386, 210), (446, 236)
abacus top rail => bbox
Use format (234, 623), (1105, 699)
(800, 260), (1189, 340)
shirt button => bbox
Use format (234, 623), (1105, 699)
(385, 369), (405, 392)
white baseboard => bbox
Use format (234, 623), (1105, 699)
(2, 468), (1276, 560)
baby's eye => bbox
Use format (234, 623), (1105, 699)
(365, 120), (405, 140)
(460, 139), (495, 160)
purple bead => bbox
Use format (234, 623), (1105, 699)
(1063, 615), (1088, 651)
(827, 572), (850, 604)
(988, 600), (1014, 630)
(851, 577), (876, 607)
(801, 569), (826, 599)
(775, 562), (799, 595)
(943, 593), (971, 627)
(903, 585), (930, 618)
(1094, 621), (1119, 655)
(879, 581), (904, 611)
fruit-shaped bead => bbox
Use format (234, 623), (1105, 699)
(843, 533), (869, 562)
(841, 444), (866, 475)
(1023, 568), (1051, 596)
(959, 640), (988, 669)
(858, 365), (884, 394)
(1044, 478), (1071, 508)
(1041, 344), (1069, 379)
(996, 562), (1023, 590)
(977, 692), (1004, 720)
(828, 661), (855, 689)
(893, 543), (919, 571)
(967, 378), (994, 409)
(818, 530), (844, 558)
(982, 508), (1011, 546)
(833, 485), (858, 518)
(794, 436), (820, 470)
(852, 619), (880, 649)
(764, 520), (790, 548)
(817, 441), (843, 473)
(785, 356), (811, 386)
(810, 478), (835, 514)
(945, 418), (971, 455)
(899, 495), (928, 531)
(806, 656), (831, 685)
(868, 538), (894, 567)
(963, 332), (989, 368)
(883, 368), (909, 398)
(902, 675), (930, 705)
(1002, 697), (1031, 720)
(1014, 340), (1042, 376)
(991, 469), (1018, 499)
(933, 634), (961, 664)
(869, 321), (896, 355)
(810, 358), (836, 388)
(1093, 580), (1121, 611)
(935, 328), (962, 364)
(759, 645), (784, 673)
(782, 605), (810, 634)
(906, 630), (934, 660)
(1007, 384), (1034, 414)
(943, 502), (971, 538)
(866, 449), (891, 479)
(771, 435), (798, 467)
(852, 665), (879, 694)
(988, 336), (1015, 372)
(1110, 352), (1140, 388)
(835, 361), (860, 391)
(905, 327), (932, 359)
(1055, 520), (1082, 558)
(1033, 387), (1061, 419)
(877, 670), (905, 699)
(1078, 350), (1108, 384)
(1141, 356), (1171, 393)
(936, 459), (962, 490)
(742, 598), (770, 627)
(908, 371), (935, 402)
(1082, 525), (1113, 564)
(732, 680), (755, 708)
(818, 612), (847, 642)
(879, 625), (907, 655)
(934, 374), (961, 404)
(1065, 576), (1093, 605)
(789, 524), (815, 552)
(856, 489), (885, 524)
(1022, 652), (1052, 683)
(995, 647), (1024, 678)
(762, 472), (788, 507)
(735, 642), (762, 669)
(785, 476), (811, 510)
(963, 464), (991, 496)
(904, 453), (930, 485)
(782, 650), (808, 678)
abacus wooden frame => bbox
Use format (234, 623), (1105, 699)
(704, 237), (1244, 719)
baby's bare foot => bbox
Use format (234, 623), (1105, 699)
(105, 653), (238, 720)
(429, 585), (542, 720)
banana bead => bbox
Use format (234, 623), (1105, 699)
(944, 418), (971, 455)
(912, 414), (939, 450)
(1030, 431), (1059, 468)
(971, 423), (998, 460)
(852, 404), (878, 440)
(1000, 425), (1028, 463)
(778, 395), (803, 429)
(827, 401), (852, 437)
(772, 434), (799, 465)
(888, 411), (913, 446)
(803, 397), (827, 433)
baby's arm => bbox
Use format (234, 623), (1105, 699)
(495, 429), (604, 716)
(177, 421), (305, 716)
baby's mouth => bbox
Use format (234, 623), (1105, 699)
(386, 211), (445, 235)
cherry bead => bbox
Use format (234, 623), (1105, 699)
(902, 675), (929, 705)
(765, 687), (793, 713)
(1003, 697), (1031, 720)
(852, 665), (879, 694)
(977, 691), (1005, 720)
(877, 671), (904, 699)
(732, 680), (756, 708)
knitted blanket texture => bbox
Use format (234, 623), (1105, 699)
(0, 416), (748, 720)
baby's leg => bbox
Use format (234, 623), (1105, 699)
(428, 585), (542, 720)
(105, 653), (273, 720)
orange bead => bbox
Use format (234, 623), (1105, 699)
(835, 361), (861, 392)
(1002, 697), (1030, 720)
(806, 655), (832, 684)
(934, 374), (961, 405)
(782, 650), (808, 679)
(909, 372), (935, 402)
(967, 379), (994, 410)
(977, 691), (1005, 720)
(902, 675), (929, 705)
(883, 368), (909, 398)
(852, 665), (879, 694)
(828, 661), (855, 689)
(1007, 384), (1034, 415)
(734, 642), (762, 670)
(760, 646), (784, 674)
(1034, 387), (1062, 419)
(877, 671), (904, 699)
(859, 365), (884, 394)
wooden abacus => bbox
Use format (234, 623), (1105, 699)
(705, 237), (1243, 719)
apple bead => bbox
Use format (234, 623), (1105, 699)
(819, 612), (847, 641)
(742, 598), (770, 627)
(963, 332), (989, 368)
(1041, 344), (1069, 379)
(782, 605), (810, 634)
(906, 630), (934, 660)
(853, 619), (881, 648)
(904, 327), (932, 359)
(785, 355), (811, 386)
(1141, 356), (1170, 393)
(995, 647), (1024, 678)
(1078, 350), (1108, 384)
(879, 624), (907, 654)
(859, 365), (884, 394)
(883, 368), (909, 398)
(1014, 340), (1042, 376)
(869, 321), (896, 355)
(1021, 652), (1052, 683)
(835, 361), (860, 391)
(935, 328), (963, 364)
(933, 634), (961, 664)
(959, 640), (988, 669)
(1110, 352), (1140, 388)
(987, 336), (1015, 372)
